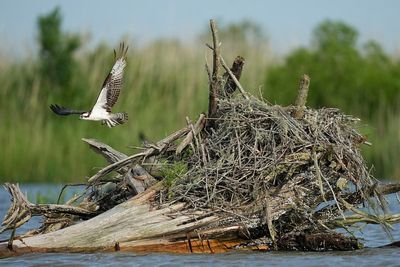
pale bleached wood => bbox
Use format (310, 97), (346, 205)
(82, 138), (127, 163)
(1, 181), (400, 257)
(176, 114), (206, 155)
(82, 138), (159, 193)
(87, 126), (190, 184)
(1, 201), (217, 250)
(0, 184), (97, 234)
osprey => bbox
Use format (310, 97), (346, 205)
(50, 43), (129, 128)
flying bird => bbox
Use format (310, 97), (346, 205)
(50, 43), (129, 128)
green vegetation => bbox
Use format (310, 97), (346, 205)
(161, 161), (189, 189)
(38, 7), (80, 91)
(0, 9), (398, 183)
(265, 20), (400, 178)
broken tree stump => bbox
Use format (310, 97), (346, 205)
(293, 74), (311, 119)
(223, 55), (245, 96)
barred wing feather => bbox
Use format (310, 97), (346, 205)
(93, 43), (128, 113)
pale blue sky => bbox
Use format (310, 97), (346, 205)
(0, 0), (399, 57)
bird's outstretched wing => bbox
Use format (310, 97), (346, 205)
(49, 104), (85, 116)
(92, 43), (128, 113)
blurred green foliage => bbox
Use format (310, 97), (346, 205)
(34, 190), (64, 204)
(38, 7), (81, 96)
(265, 20), (400, 178)
(0, 9), (398, 183)
(266, 21), (399, 114)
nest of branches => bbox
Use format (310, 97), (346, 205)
(159, 94), (379, 236)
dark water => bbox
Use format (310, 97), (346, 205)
(0, 184), (399, 267)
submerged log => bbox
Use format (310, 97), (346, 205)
(277, 232), (362, 251)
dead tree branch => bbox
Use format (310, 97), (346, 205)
(0, 184), (97, 234)
(82, 138), (156, 194)
(176, 114), (206, 155)
(87, 126), (190, 184)
(293, 74), (310, 119)
(207, 19), (222, 129)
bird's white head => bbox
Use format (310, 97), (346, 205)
(79, 112), (90, 120)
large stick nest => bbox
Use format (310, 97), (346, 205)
(159, 95), (377, 235)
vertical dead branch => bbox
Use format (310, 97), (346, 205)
(224, 56), (245, 96)
(293, 74), (310, 119)
(210, 20), (220, 80)
(207, 19), (221, 129)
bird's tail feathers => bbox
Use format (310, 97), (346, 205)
(113, 112), (128, 124)
(104, 112), (128, 128)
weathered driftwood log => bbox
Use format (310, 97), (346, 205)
(0, 184), (98, 235)
(0, 182), (398, 257)
(87, 126), (190, 184)
(1, 178), (399, 258)
(82, 138), (157, 194)
(0, 184), (244, 258)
